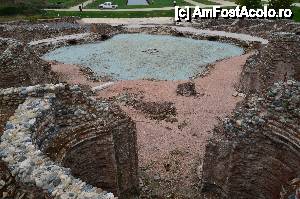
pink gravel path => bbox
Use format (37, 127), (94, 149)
(50, 52), (252, 196)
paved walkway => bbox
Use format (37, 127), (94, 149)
(69, 0), (95, 10)
(209, 0), (236, 6)
(184, 0), (207, 7)
(79, 17), (174, 24)
(172, 26), (268, 44)
(48, 7), (173, 11)
(76, 19), (269, 44)
(294, 3), (300, 7)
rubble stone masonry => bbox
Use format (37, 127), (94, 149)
(0, 84), (138, 198)
(201, 80), (300, 199)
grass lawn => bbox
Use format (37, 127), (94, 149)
(43, 9), (174, 17)
(85, 0), (191, 9)
(223, 0), (298, 2)
(47, 0), (88, 8)
(0, 6), (300, 21)
(292, 6), (300, 21)
(41, 7), (300, 19)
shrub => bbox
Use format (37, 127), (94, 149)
(0, 0), (47, 16)
(235, 0), (261, 8)
(268, 0), (294, 10)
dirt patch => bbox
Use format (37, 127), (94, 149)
(176, 82), (197, 97)
(113, 92), (177, 121)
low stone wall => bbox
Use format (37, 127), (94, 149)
(0, 85), (60, 198)
(239, 33), (300, 94)
(0, 38), (58, 89)
(192, 19), (300, 38)
(201, 80), (300, 199)
(0, 18), (87, 43)
(0, 84), (138, 198)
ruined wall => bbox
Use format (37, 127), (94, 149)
(239, 34), (300, 94)
(0, 18), (88, 43)
(192, 19), (300, 38)
(0, 38), (58, 89)
(0, 84), (139, 198)
(34, 86), (138, 198)
(201, 80), (300, 199)
(0, 89), (25, 133)
(0, 85), (62, 199)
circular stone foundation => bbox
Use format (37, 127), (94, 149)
(43, 34), (244, 80)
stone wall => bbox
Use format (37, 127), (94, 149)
(0, 84), (139, 198)
(0, 89), (25, 133)
(0, 38), (58, 89)
(0, 18), (88, 43)
(0, 85), (64, 198)
(200, 80), (300, 199)
(239, 33), (300, 94)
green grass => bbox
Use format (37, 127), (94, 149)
(1, 5), (300, 21)
(191, 0), (220, 5)
(85, 0), (191, 9)
(0, 5), (43, 16)
(292, 6), (300, 21)
(0, 14), (57, 22)
(47, 0), (88, 8)
(43, 9), (174, 17)
(41, 7), (300, 19)
(0, 0), (88, 13)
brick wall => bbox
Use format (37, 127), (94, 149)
(0, 85), (139, 198)
(33, 86), (139, 198)
(0, 38), (57, 89)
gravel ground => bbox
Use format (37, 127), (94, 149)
(79, 18), (174, 25)
(29, 33), (91, 46)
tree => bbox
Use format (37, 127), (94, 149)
(235, 0), (261, 9)
(0, 0), (47, 15)
(0, 0), (47, 8)
(268, 0), (294, 10)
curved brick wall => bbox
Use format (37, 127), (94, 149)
(0, 37), (57, 89)
(34, 85), (138, 198)
(239, 33), (300, 94)
(0, 84), (138, 198)
(201, 80), (300, 199)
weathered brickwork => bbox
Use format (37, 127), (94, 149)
(201, 80), (300, 199)
(0, 38), (58, 89)
(239, 33), (300, 94)
(0, 85), (139, 198)
(34, 86), (138, 198)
